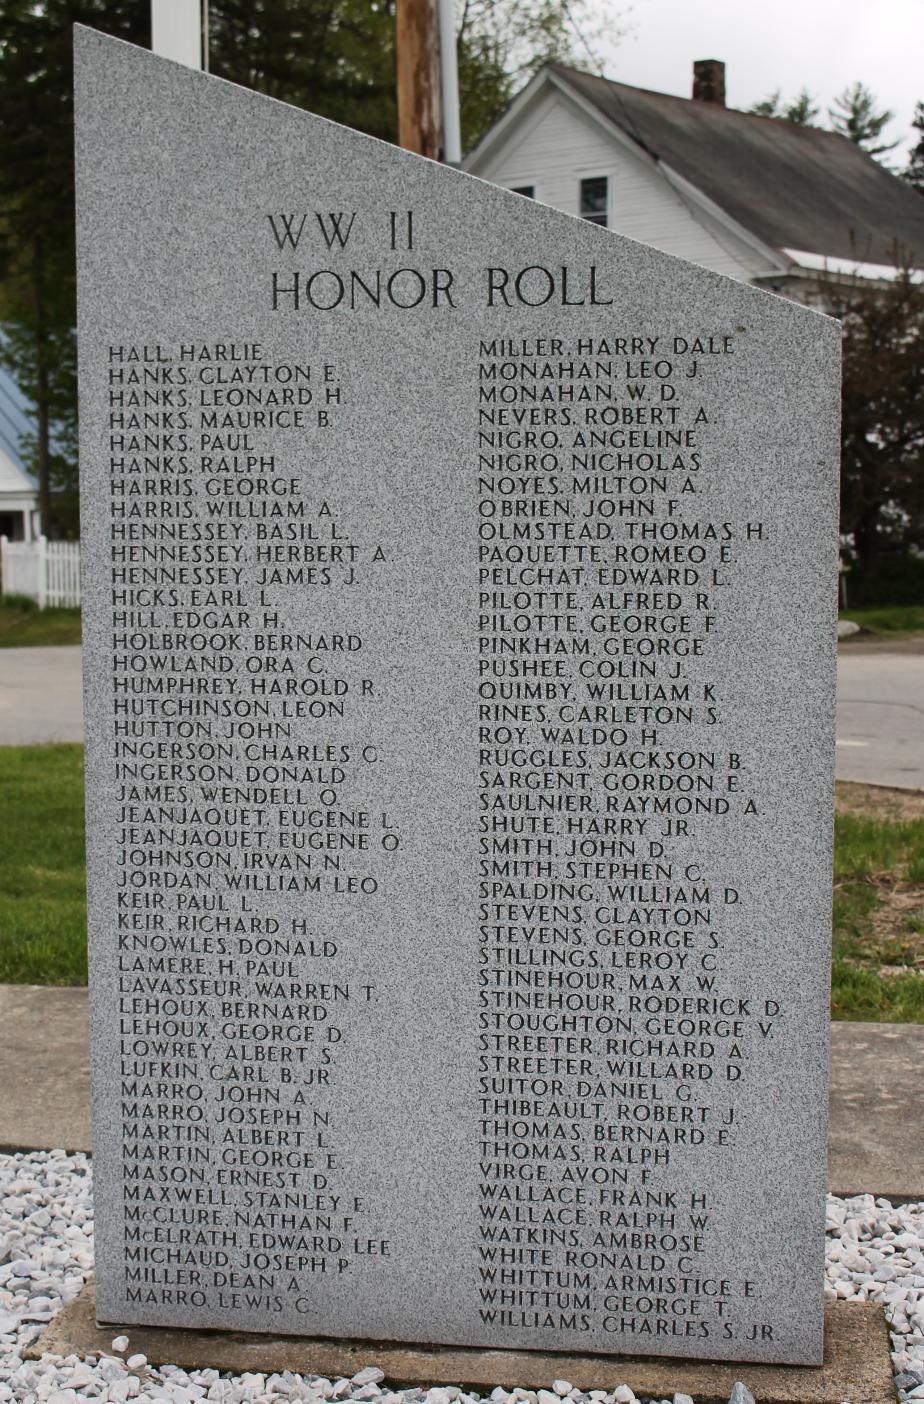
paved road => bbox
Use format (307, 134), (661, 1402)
(1, 643), (922, 790)
(0, 645), (83, 745)
(837, 641), (924, 790)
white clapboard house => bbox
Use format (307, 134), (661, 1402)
(463, 60), (924, 299)
(0, 443), (39, 544)
(0, 365), (39, 543)
(0, 364), (78, 608)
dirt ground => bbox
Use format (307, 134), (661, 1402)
(835, 782), (924, 978)
(836, 780), (924, 821)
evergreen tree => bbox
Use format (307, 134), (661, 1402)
(829, 81), (897, 157)
(208, 0), (399, 145)
(750, 88), (819, 126)
(784, 88), (820, 126)
(750, 90), (782, 119)
(904, 101), (924, 194)
(0, 2), (147, 534)
(825, 266), (924, 572)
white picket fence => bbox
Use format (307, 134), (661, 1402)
(0, 536), (82, 607)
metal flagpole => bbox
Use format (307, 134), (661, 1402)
(150, 0), (204, 69)
(436, 0), (461, 164)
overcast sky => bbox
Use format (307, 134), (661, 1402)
(591, 0), (921, 159)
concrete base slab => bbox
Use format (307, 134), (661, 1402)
(0, 984), (90, 1154)
(829, 1020), (924, 1201)
(28, 1282), (894, 1404)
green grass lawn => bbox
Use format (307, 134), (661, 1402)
(832, 784), (924, 1021)
(0, 744), (87, 983)
(0, 748), (922, 1020)
(840, 605), (924, 636)
(0, 595), (82, 647)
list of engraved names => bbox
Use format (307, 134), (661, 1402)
(474, 331), (776, 1353)
(108, 340), (393, 1317)
(102, 325), (780, 1352)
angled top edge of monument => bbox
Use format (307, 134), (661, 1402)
(72, 23), (840, 335)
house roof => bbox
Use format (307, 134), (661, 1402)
(0, 359), (35, 479)
(546, 65), (924, 268)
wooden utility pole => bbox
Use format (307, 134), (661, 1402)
(396, 0), (443, 160)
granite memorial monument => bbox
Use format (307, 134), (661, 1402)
(75, 27), (840, 1367)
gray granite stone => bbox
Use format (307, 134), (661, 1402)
(74, 27), (841, 1367)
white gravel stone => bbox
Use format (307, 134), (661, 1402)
(1, 1154), (923, 1404)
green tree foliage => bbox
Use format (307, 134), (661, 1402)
(0, 2), (147, 535)
(750, 87), (819, 126)
(208, 0), (399, 144)
(829, 81), (897, 157)
(905, 101), (924, 194)
(456, 0), (609, 150)
(0, 0), (601, 532)
(785, 88), (821, 126)
(825, 267), (924, 575)
(209, 0), (601, 151)
(750, 89), (782, 118)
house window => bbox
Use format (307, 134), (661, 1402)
(511, 185), (535, 198)
(580, 176), (608, 226)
